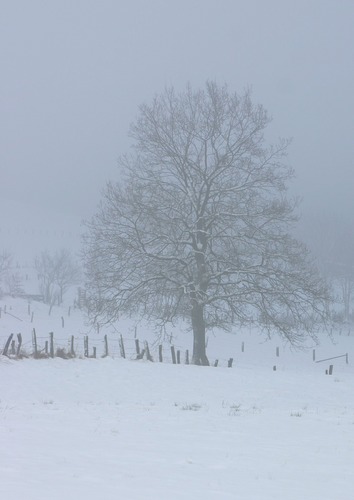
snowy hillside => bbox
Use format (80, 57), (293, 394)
(1, 287), (354, 500)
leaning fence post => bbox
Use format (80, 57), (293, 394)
(144, 341), (153, 361)
(3, 333), (13, 356)
(119, 335), (126, 359)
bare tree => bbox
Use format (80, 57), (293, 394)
(83, 82), (329, 365)
(0, 251), (14, 297)
(35, 249), (81, 305)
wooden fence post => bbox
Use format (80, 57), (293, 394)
(92, 347), (97, 358)
(313, 349), (316, 361)
(135, 339), (140, 357)
(3, 334), (13, 356)
(144, 341), (153, 361)
(185, 350), (189, 365)
(17, 333), (22, 357)
(228, 357), (233, 368)
(84, 336), (89, 357)
(49, 332), (54, 358)
(158, 345), (163, 362)
(103, 335), (109, 357)
(119, 335), (126, 359)
(70, 335), (75, 357)
(177, 350), (181, 364)
(61, 316), (64, 328)
(241, 342), (244, 353)
(276, 347), (280, 357)
(329, 364), (333, 375)
(171, 346), (177, 364)
(11, 340), (16, 355)
(32, 328), (38, 358)
(214, 359), (219, 367)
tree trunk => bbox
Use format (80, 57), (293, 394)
(191, 302), (209, 366)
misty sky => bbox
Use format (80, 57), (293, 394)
(1, 0), (353, 228)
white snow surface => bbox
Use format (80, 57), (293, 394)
(1, 296), (354, 500)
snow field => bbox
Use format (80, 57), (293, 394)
(1, 296), (354, 499)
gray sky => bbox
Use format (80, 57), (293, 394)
(1, 0), (353, 232)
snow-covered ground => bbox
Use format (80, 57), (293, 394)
(1, 292), (354, 500)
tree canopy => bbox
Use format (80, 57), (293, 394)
(83, 81), (329, 364)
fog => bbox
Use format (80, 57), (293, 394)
(1, 0), (353, 257)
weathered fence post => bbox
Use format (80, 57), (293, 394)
(346, 353), (349, 364)
(84, 336), (89, 357)
(11, 340), (16, 355)
(45, 340), (48, 355)
(135, 339), (140, 357)
(92, 347), (97, 358)
(177, 350), (181, 364)
(70, 335), (75, 357)
(185, 350), (189, 365)
(171, 346), (177, 364)
(49, 332), (54, 358)
(119, 335), (126, 359)
(3, 334), (13, 356)
(214, 359), (219, 367)
(312, 349), (316, 362)
(276, 347), (280, 357)
(17, 333), (22, 357)
(241, 342), (245, 353)
(144, 341), (153, 361)
(103, 335), (109, 357)
(32, 328), (38, 358)
(329, 364), (334, 375)
(228, 357), (233, 368)
(158, 345), (163, 362)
